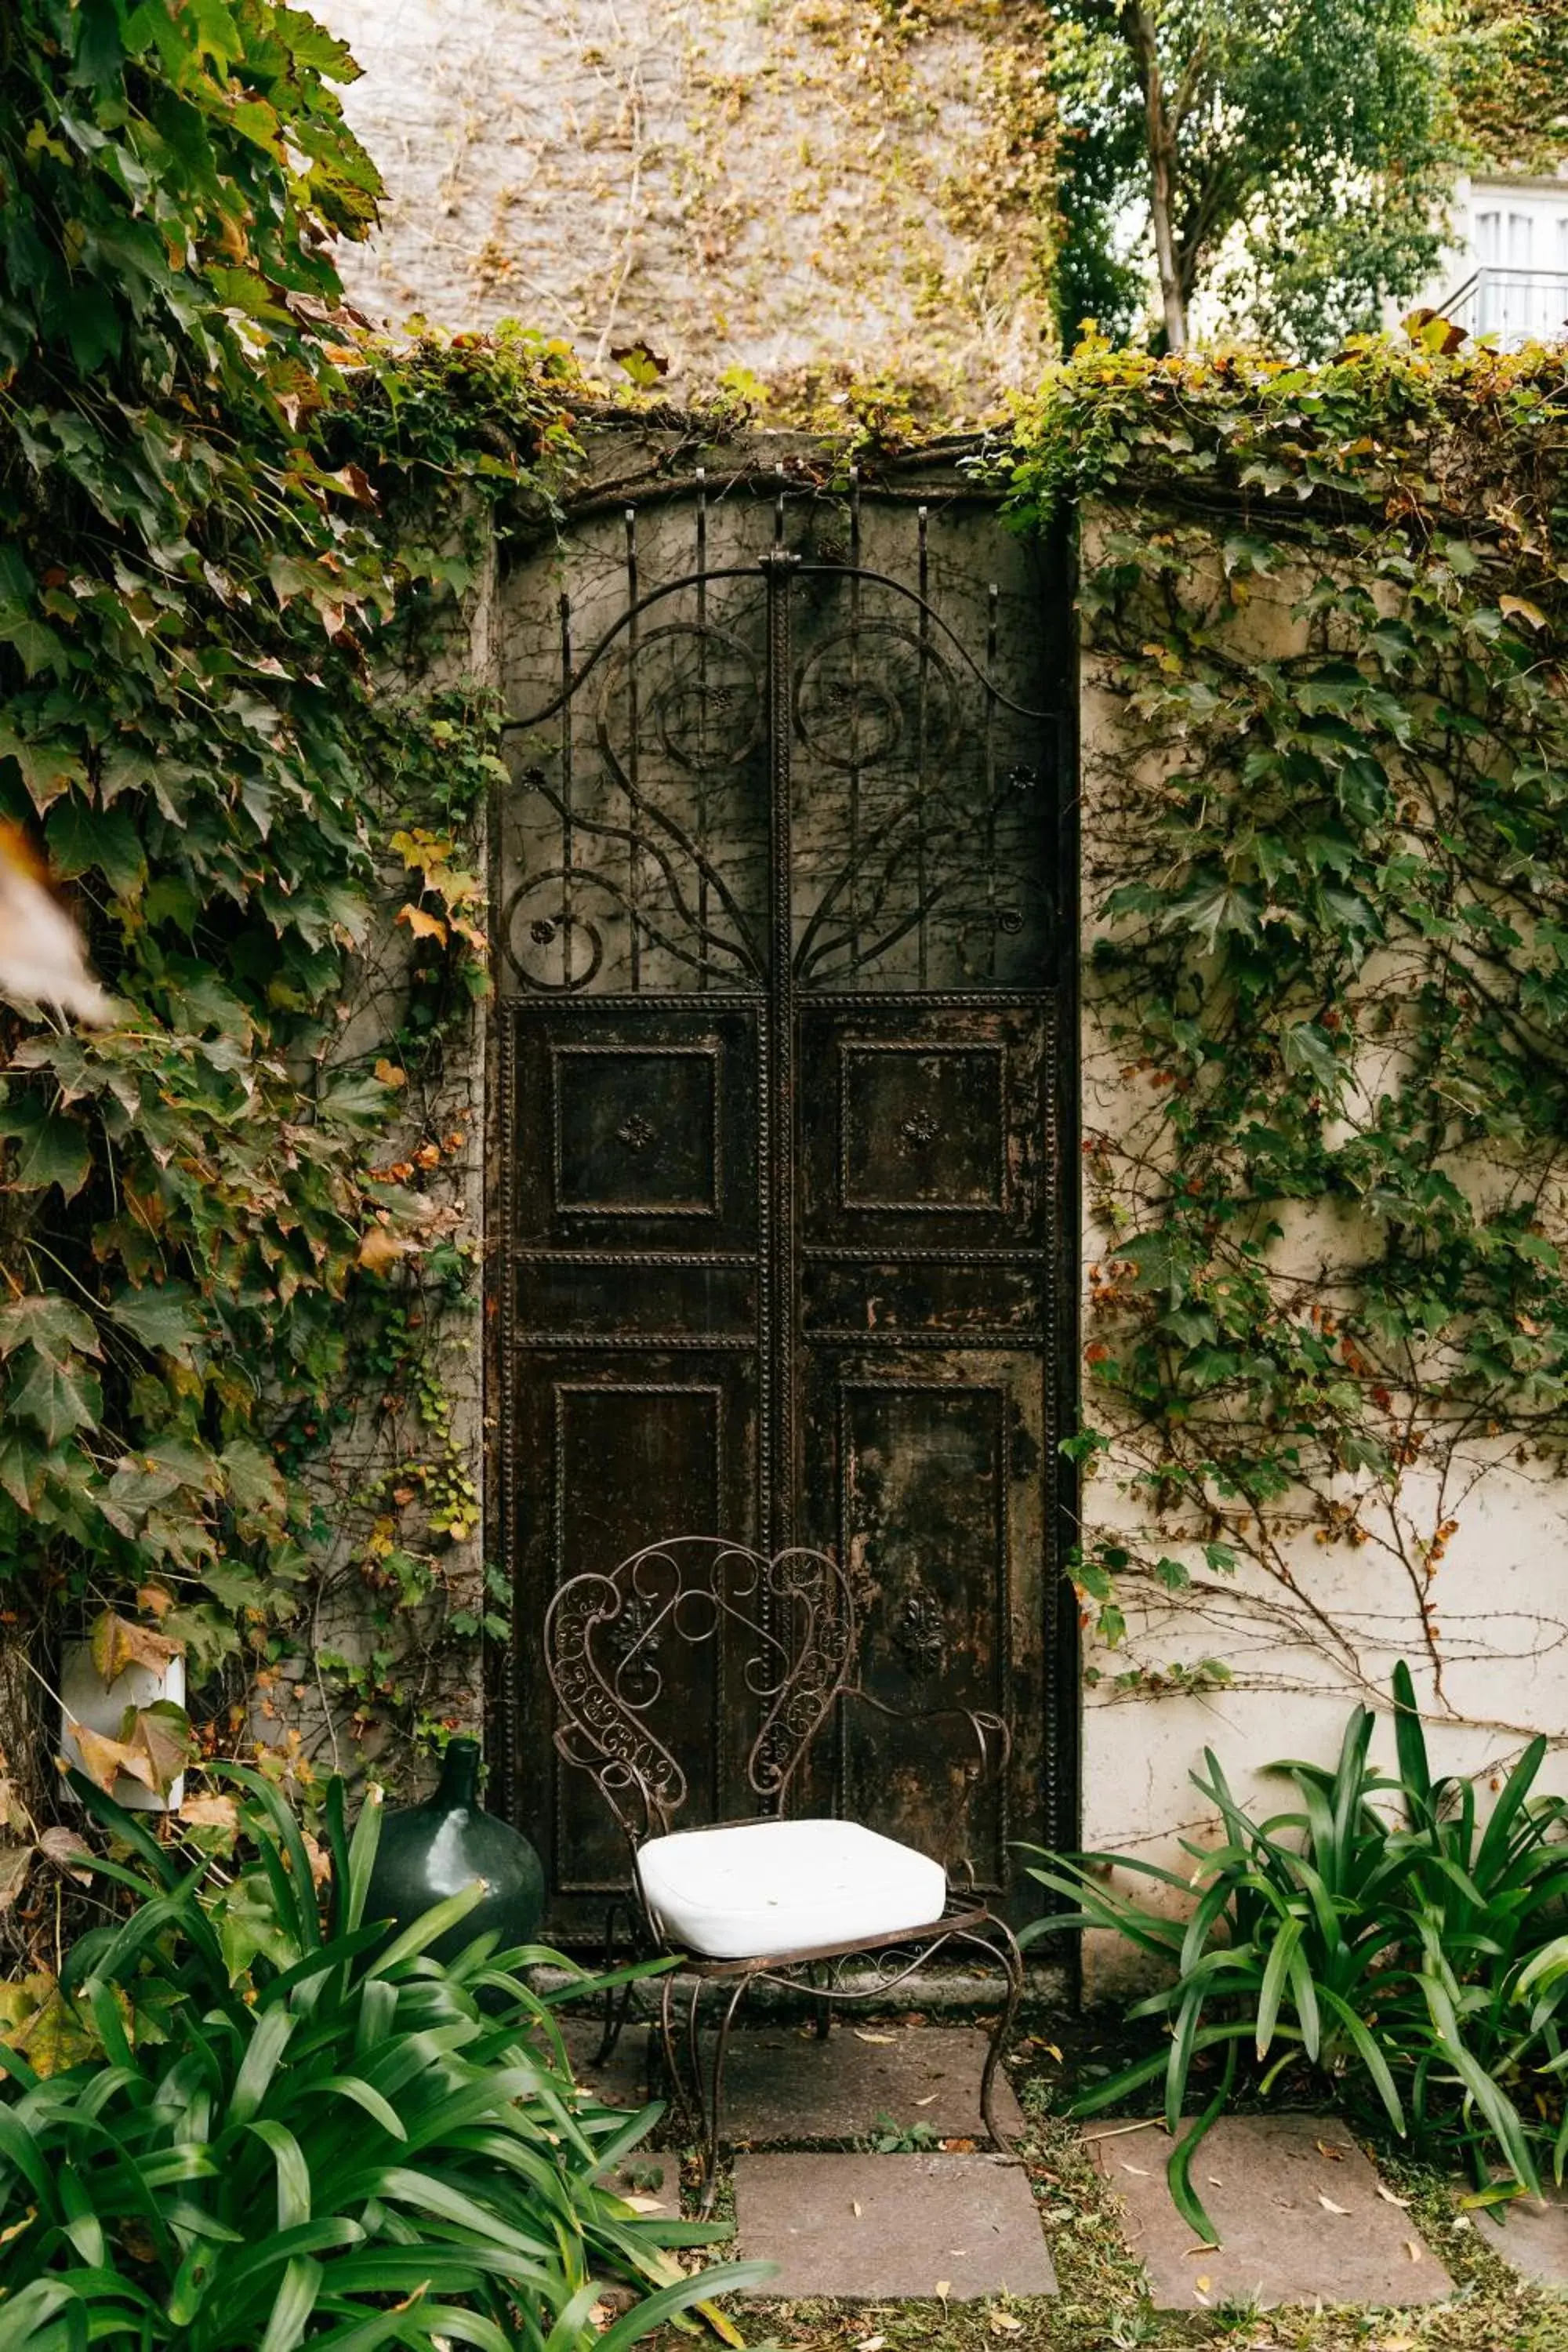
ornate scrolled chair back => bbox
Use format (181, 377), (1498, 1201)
(543, 1538), (857, 1848)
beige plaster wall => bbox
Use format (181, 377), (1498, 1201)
(1073, 502), (1568, 1994)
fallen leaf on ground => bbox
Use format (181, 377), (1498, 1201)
(620, 2194), (663, 2214)
(1194, 2276), (1211, 2295)
(854, 2336), (885, 2350)
(1120, 2162), (1149, 2175)
(178, 1794), (238, 1833)
(935, 2281), (951, 2299)
(944, 2137), (976, 2153)
(989, 2312), (1024, 2335)
(1405, 2240), (1422, 2262)
(1316, 2140), (1346, 2160)
(851, 2200), (862, 2218)
(914, 2093), (938, 2106)
(1375, 2183), (1409, 2207)
(853, 2029), (895, 2045)
(1317, 2193), (1349, 2214)
(34, 1828), (91, 1884)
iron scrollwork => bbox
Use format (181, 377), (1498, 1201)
(500, 506), (1053, 999)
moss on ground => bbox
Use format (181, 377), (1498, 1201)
(648, 2022), (1568, 2352)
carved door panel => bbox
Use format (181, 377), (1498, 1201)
(496, 479), (1070, 1937)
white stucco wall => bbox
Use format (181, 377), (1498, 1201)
(1073, 504), (1568, 1993)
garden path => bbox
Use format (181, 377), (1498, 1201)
(566, 2017), (1568, 2308)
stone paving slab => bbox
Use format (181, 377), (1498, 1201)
(1086, 2114), (1454, 2310)
(1475, 2188), (1568, 2288)
(734, 2151), (1058, 2300)
(561, 2016), (1023, 2142)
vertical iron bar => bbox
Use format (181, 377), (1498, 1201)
(559, 590), (574, 985)
(985, 582), (999, 980)
(848, 465), (862, 976)
(626, 507), (641, 992)
(916, 505), (929, 987)
(764, 514), (797, 1555)
(695, 467), (709, 996)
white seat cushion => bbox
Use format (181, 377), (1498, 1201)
(635, 1818), (948, 1960)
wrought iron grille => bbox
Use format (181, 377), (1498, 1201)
(499, 471), (1055, 999)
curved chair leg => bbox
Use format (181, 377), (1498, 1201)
(699, 1974), (753, 2218)
(659, 1969), (699, 2141)
(595, 1895), (637, 2066)
(952, 1916), (1025, 2154)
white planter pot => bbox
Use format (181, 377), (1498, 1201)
(59, 1639), (187, 1813)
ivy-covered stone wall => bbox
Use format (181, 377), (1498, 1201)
(1020, 340), (1568, 1984)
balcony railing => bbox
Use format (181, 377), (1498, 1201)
(1436, 266), (1568, 350)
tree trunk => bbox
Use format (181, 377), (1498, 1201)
(1122, 1), (1187, 353)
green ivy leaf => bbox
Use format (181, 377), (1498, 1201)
(0, 1099), (93, 1200)
(107, 1283), (204, 1363)
(1281, 1022), (1341, 1091)
(10, 1345), (103, 1445)
(0, 1294), (101, 1365)
(45, 799), (147, 899)
(0, 1430), (44, 1512)
(1164, 878), (1262, 953)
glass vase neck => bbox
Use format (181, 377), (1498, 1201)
(437, 1738), (481, 1809)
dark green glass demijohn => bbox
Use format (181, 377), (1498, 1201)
(361, 1738), (544, 1964)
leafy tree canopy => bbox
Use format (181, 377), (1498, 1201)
(1054, 0), (1451, 356)
(1428, 0), (1568, 175)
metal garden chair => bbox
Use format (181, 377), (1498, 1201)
(543, 1536), (1023, 2210)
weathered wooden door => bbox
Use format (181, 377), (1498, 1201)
(494, 466), (1073, 1937)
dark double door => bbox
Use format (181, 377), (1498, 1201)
(495, 481), (1072, 1937)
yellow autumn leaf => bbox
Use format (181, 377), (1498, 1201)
(178, 1793), (240, 1833)
(65, 1719), (137, 1795)
(90, 1607), (181, 1686)
(357, 1224), (412, 1276)
(695, 2299), (746, 2348)
(1500, 595), (1549, 633)
(396, 903), (448, 945)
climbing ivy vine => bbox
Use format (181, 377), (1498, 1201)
(0, 0), (585, 1828)
(1009, 332), (1568, 1722)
